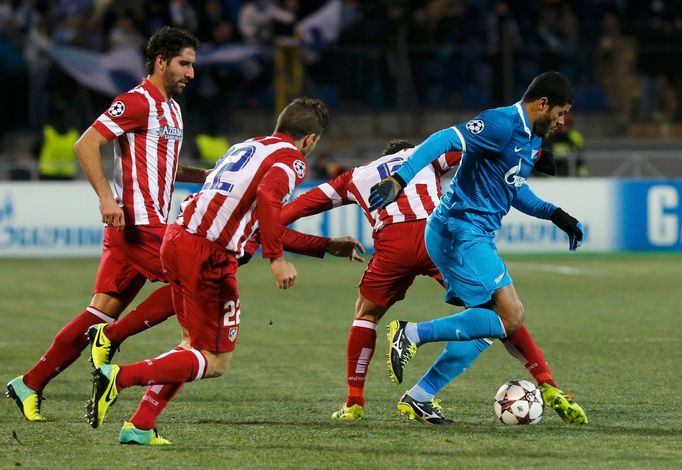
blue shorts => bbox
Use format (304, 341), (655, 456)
(424, 222), (512, 307)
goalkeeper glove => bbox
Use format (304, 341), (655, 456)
(368, 174), (406, 211)
(550, 208), (583, 251)
(535, 149), (556, 176)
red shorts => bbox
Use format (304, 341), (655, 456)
(360, 220), (444, 308)
(93, 225), (167, 303)
(161, 224), (240, 354)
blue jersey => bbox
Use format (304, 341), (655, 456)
(395, 102), (553, 239)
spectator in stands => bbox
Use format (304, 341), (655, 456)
(543, 114), (587, 177)
(36, 113), (79, 181)
(238, 0), (295, 44)
(169, 0), (198, 33)
(486, 1), (521, 105)
(310, 153), (347, 180)
(198, 0), (234, 44)
(24, 19), (52, 129)
(108, 15), (145, 50)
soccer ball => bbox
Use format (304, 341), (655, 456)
(494, 379), (544, 425)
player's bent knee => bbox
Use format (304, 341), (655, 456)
(501, 303), (524, 335)
(202, 351), (233, 378)
(355, 295), (388, 321)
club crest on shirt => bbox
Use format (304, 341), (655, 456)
(466, 119), (484, 134)
(293, 160), (306, 179)
(107, 101), (125, 117)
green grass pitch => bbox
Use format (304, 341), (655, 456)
(1, 254), (680, 468)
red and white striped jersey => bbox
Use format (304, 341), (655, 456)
(177, 133), (308, 257)
(282, 148), (461, 232)
(92, 79), (183, 226)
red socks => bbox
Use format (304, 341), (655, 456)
(129, 347), (187, 430)
(130, 383), (185, 430)
(345, 319), (377, 407)
(116, 347), (207, 390)
(503, 325), (557, 387)
(104, 285), (175, 343)
(23, 307), (114, 391)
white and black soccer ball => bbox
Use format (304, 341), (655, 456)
(494, 379), (544, 425)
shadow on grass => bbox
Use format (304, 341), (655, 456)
(193, 418), (682, 438)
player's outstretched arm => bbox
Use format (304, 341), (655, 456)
(270, 256), (297, 289)
(512, 184), (557, 219)
(281, 170), (354, 225)
(513, 185), (583, 251)
(75, 127), (124, 231)
(551, 208), (583, 251)
(176, 163), (210, 183)
(326, 236), (365, 262)
(369, 128), (463, 211)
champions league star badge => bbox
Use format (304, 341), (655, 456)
(293, 160), (306, 179)
(466, 119), (484, 134)
(107, 101), (125, 117)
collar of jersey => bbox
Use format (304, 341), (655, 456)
(141, 78), (168, 103)
(514, 101), (532, 139)
(272, 132), (296, 145)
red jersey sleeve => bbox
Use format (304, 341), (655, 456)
(282, 228), (329, 258)
(431, 151), (462, 175)
(256, 152), (308, 259)
(91, 92), (149, 141)
(281, 170), (354, 225)
(242, 227), (330, 259)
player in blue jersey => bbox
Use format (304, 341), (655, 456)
(368, 71), (587, 424)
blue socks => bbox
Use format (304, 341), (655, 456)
(409, 339), (492, 400)
(413, 307), (506, 344)
(403, 308), (505, 402)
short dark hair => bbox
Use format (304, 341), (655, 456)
(382, 139), (414, 156)
(522, 71), (574, 107)
(275, 97), (329, 140)
(145, 26), (199, 75)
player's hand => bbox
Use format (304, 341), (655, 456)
(368, 174), (406, 211)
(551, 208), (583, 251)
(535, 149), (556, 176)
(270, 256), (297, 289)
(99, 195), (125, 231)
(327, 236), (366, 263)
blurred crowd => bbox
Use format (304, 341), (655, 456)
(1, 0), (682, 178)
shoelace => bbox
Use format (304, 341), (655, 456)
(431, 399), (445, 414)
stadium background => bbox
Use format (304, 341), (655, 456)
(0, 0), (681, 256)
(1, 2), (681, 467)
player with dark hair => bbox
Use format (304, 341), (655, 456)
(6, 26), (207, 422)
(369, 72), (588, 424)
(281, 131), (586, 424)
(85, 98), (363, 445)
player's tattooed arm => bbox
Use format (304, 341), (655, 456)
(176, 163), (210, 183)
